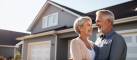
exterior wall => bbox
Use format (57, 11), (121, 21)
(114, 21), (137, 31)
(56, 38), (69, 60)
(0, 47), (14, 58)
(58, 9), (77, 27)
(22, 35), (56, 60)
(92, 28), (98, 42)
(31, 4), (77, 34)
(57, 32), (77, 60)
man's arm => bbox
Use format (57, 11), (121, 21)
(109, 36), (127, 60)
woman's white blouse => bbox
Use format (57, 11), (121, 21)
(70, 37), (95, 60)
(88, 48), (95, 60)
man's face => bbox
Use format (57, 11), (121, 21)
(96, 14), (111, 34)
(79, 20), (92, 37)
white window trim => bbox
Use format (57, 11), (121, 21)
(42, 12), (58, 28)
(116, 29), (137, 34)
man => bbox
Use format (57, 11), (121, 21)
(94, 10), (127, 60)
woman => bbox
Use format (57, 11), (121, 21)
(70, 16), (95, 60)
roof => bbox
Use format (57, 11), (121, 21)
(0, 29), (28, 45)
(50, 1), (86, 16)
(87, 0), (137, 23)
(27, 0), (86, 31)
(27, 0), (137, 31)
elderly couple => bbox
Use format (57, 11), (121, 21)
(70, 10), (127, 60)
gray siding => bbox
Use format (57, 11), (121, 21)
(92, 28), (98, 42)
(22, 35), (56, 60)
(56, 38), (69, 60)
(57, 32), (77, 60)
(31, 4), (77, 34)
(126, 46), (137, 60)
(0, 47), (14, 58)
(59, 9), (77, 27)
(114, 21), (137, 31)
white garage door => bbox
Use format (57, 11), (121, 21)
(27, 41), (51, 60)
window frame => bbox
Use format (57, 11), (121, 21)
(42, 12), (58, 28)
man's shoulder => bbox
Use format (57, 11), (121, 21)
(112, 31), (124, 40)
(112, 31), (126, 46)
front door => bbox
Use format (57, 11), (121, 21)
(56, 37), (74, 60)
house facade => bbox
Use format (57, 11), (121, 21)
(0, 29), (27, 59)
(17, 0), (137, 60)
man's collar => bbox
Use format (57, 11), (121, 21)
(99, 29), (115, 40)
(105, 30), (115, 39)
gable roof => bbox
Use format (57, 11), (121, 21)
(27, 0), (86, 31)
(27, 0), (136, 32)
(50, 1), (86, 16)
(86, 0), (137, 22)
(0, 29), (28, 45)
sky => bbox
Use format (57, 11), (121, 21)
(0, 0), (130, 33)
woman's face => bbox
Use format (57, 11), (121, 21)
(79, 20), (92, 37)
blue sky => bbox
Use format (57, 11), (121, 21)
(0, 0), (130, 33)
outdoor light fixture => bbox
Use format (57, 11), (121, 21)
(134, 7), (137, 11)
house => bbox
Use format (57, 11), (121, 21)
(0, 29), (28, 59)
(17, 0), (137, 60)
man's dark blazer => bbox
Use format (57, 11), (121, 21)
(94, 31), (127, 60)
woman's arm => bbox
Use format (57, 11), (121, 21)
(70, 39), (83, 60)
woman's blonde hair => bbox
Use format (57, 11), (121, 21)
(73, 16), (92, 34)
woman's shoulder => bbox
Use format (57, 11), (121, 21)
(71, 37), (79, 42)
(71, 37), (82, 45)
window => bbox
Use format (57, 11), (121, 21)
(123, 35), (136, 45)
(123, 36), (132, 43)
(121, 33), (137, 60)
(42, 12), (58, 28)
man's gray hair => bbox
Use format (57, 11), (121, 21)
(73, 16), (92, 34)
(96, 10), (115, 24)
